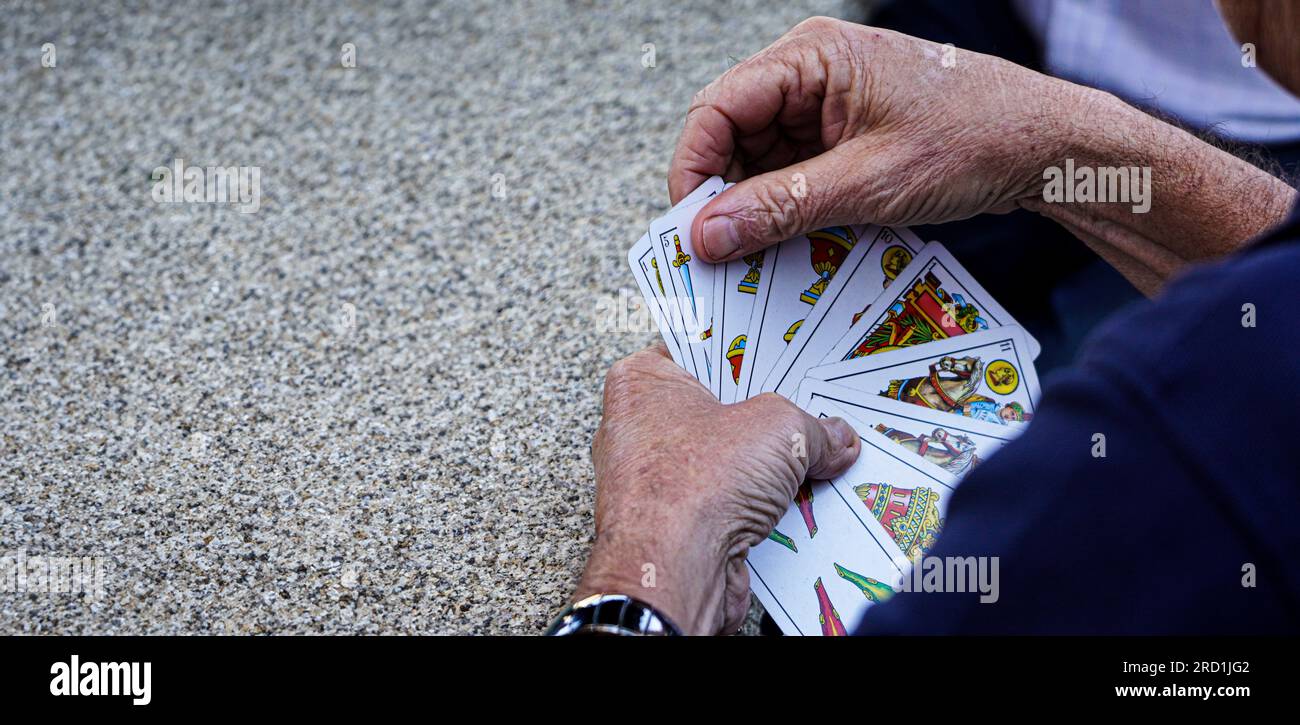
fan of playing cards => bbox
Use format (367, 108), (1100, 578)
(627, 176), (1043, 636)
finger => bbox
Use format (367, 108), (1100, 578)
(667, 52), (818, 205)
(740, 393), (861, 482)
(805, 415), (861, 480)
(689, 146), (868, 263)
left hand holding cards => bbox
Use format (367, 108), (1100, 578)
(574, 344), (860, 635)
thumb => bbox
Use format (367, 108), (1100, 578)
(805, 415), (862, 481)
(741, 393), (862, 484)
(690, 148), (865, 263)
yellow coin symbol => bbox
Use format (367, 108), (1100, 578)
(881, 246), (913, 281)
(985, 359), (1019, 395)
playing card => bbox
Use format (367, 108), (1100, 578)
(626, 177), (726, 372)
(648, 178), (726, 384)
(823, 401), (959, 545)
(762, 225), (922, 399)
(676, 174), (727, 209)
(709, 249), (765, 402)
(805, 326), (1041, 426)
(796, 378), (1022, 479)
(821, 242), (1041, 365)
(747, 398), (957, 636)
(747, 474), (907, 636)
(734, 225), (866, 402)
(627, 234), (688, 368)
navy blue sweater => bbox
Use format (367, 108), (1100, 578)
(856, 210), (1300, 634)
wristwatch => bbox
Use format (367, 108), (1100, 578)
(545, 594), (682, 636)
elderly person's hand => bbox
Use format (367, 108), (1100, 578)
(668, 16), (1070, 262)
(670, 17), (1294, 294)
(573, 344), (860, 635)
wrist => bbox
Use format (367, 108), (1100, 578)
(951, 57), (1096, 202)
(1031, 81), (1296, 257)
(1015, 77), (1122, 193)
(1042, 83), (1159, 170)
(574, 516), (728, 635)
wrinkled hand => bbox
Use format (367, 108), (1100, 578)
(669, 16), (1075, 262)
(576, 344), (860, 634)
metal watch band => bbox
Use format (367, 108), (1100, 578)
(545, 594), (683, 636)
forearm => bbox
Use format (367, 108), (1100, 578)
(1023, 84), (1296, 295)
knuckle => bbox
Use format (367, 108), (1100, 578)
(602, 350), (667, 410)
(748, 182), (805, 241)
(688, 75), (729, 116)
(793, 16), (841, 36)
(603, 358), (640, 406)
(625, 347), (664, 370)
(689, 79), (719, 109)
(751, 391), (798, 422)
(606, 356), (634, 381)
(752, 391), (787, 407)
(688, 86), (710, 113)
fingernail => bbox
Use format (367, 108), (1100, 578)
(701, 215), (741, 261)
(825, 418), (857, 451)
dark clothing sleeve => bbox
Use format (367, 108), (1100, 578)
(855, 216), (1300, 635)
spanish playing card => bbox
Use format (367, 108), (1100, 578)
(625, 192), (1043, 637)
(735, 226), (866, 402)
(763, 225), (923, 399)
(796, 378), (1023, 479)
(747, 397), (957, 636)
(821, 242), (1041, 364)
(806, 326), (1042, 426)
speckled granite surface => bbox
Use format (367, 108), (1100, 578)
(0, 0), (865, 634)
